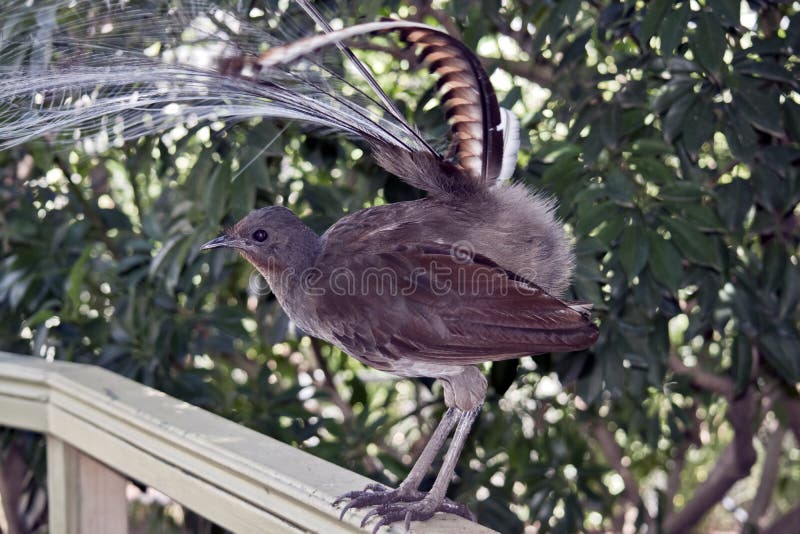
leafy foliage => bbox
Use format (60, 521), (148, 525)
(1, 1), (799, 532)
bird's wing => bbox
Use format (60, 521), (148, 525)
(312, 242), (597, 367)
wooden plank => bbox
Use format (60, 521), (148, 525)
(47, 437), (128, 534)
(0, 352), (497, 534)
(47, 436), (79, 534)
(48, 406), (304, 534)
(0, 396), (47, 432)
(45, 387), (361, 533)
(77, 452), (128, 534)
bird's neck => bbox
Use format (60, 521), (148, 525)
(249, 227), (321, 304)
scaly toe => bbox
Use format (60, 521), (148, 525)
(365, 496), (469, 533)
(370, 506), (434, 534)
(437, 499), (476, 521)
(333, 483), (387, 507)
(335, 485), (475, 531)
(360, 507), (381, 528)
(336, 485), (423, 520)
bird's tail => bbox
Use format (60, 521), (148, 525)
(0, 1), (520, 195)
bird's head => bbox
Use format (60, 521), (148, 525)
(200, 206), (320, 277)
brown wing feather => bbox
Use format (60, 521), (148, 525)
(311, 243), (597, 369)
(395, 25), (504, 186)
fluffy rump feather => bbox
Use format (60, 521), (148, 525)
(480, 183), (575, 296)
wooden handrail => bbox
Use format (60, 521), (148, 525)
(0, 352), (494, 534)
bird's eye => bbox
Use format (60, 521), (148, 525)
(252, 229), (268, 242)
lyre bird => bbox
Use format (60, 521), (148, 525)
(0, 1), (598, 531)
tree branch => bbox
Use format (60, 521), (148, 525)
(663, 441), (689, 518)
(485, 57), (554, 87)
(308, 338), (354, 421)
(668, 352), (734, 397)
(0, 440), (28, 534)
(412, 0), (462, 41)
(783, 394), (800, 445)
(589, 421), (652, 524)
(663, 389), (757, 532)
(749, 423), (785, 528)
(765, 503), (800, 534)
(665, 404), (705, 517)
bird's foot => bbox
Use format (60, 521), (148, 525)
(334, 484), (474, 533)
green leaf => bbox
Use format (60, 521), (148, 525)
(679, 204), (725, 232)
(761, 243), (786, 292)
(662, 92), (694, 144)
(65, 246), (92, 311)
(681, 97), (716, 152)
(500, 85), (523, 108)
(605, 169), (635, 203)
(758, 329), (800, 385)
(630, 156), (678, 185)
(618, 224), (649, 279)
(709, 0), (740, 27)
(575, 202), (613, 236)
(204, 162), (230, 224)
(723, 104), (757, 162)
(530, 0), (580, 51)
(149, 235), (182, 279)
(659, 2), (690, 57)
(653, 80), (693, 114)
(598, 104), (622, 149)
(595, 213), (626, 245)
(750, 164), (789, 214)
(736, 84), (784, 138)
(541, 157), (586, 197)
(690, 11), (726, 76)
(736, 59), (798, 86)
(640, 0), (672, 47)
(731, 334), (752, 395)
(647, 231), (683, 290)
(779, 264), (800, 320)
(661, 216), (722, 270)
(715, 178), (753, 231)
(659, 182), (704, 202)
(784, 99), (800, 142)
(631, 138), (673, 156)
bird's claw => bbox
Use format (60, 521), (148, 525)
(335, 485), (475, 532)
(333, 484), (386, 507)
(364, 497), (474, 534)
(334, 483), (392, 520)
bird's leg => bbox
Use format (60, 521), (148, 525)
(398, 406), (460, 492)
(352, 366), (487, 532)
(334, 407), (459, 517)
(365, 405), (482, 533)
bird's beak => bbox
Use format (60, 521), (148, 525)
(200, 235), (247, 251)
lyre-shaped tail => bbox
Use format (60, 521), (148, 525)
(0, 1), (520, 194)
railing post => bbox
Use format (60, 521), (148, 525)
(47, 436), (128, 534)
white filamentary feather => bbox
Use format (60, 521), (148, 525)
(496, 107), (520, 184)
(0, 0), (434, 153)
(0, 0), (521, 199)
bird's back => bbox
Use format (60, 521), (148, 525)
(321, 181), (574, 297)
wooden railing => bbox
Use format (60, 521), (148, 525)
(0, 352), (494, 534)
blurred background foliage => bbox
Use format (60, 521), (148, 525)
(1, 0), (799, 532)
